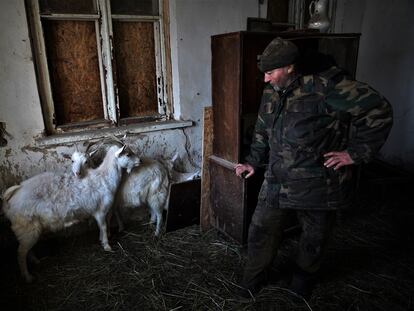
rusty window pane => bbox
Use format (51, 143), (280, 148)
(43, 20), (103, 125)
(110, 0), (159, 16)
(113, 21), (158, 119)
(39, 0), (96, 14)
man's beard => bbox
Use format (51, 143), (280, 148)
(271, 84), (281, 91)
(271, 73), (296, 91)
(270, 76), (288, 91)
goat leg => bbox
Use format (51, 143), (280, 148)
(94, 211), (112, 251)
(16, 227), (40, 283)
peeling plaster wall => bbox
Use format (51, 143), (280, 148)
(333, 0), (414, 170)
(0, 0), (264, 192)
(0, 0), (47, 189)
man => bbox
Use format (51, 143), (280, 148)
(234, 37), (393, 298)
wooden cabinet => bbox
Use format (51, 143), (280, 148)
(210, 31), (360, 244)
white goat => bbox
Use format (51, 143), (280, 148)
(72, 148), (199, 183)
(114, 158), (170, 235)
(70, 151), (89, 178)
(70, 143), (178, 235)
(2, 145), (140, 282)
(159, 154), (200, 183)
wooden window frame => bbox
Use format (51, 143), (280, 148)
(26, 0), (172, 135)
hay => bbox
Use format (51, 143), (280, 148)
(0, 195), (413, 311)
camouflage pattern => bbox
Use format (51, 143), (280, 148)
(246, 66), (393, 210)
(241, 178), (336, 288)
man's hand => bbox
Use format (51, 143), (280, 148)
(234, 163), (255, 178)
(323, 151), (354, 170)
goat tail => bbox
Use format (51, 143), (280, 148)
(3, 185), (21, 203)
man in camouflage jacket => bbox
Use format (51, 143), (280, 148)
(234, 37), (393, 298)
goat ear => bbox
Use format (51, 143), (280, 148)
(108, 134), (123, 146)
(84, 141), (94, 153)
(88, 149), (98, 157)
(115, 145), (126, 157)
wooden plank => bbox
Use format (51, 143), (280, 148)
(162, 0), (173, 117)
(200, 106), (213, 231)
(112, 21), (158, 118)
(43, 20), (103, 125)
(209, 160), (245, 244)
(26, 0), (56, 133)
(209, 155), (264, 244)
(209, 155), (236, 170)
(211, 33), (241, 162)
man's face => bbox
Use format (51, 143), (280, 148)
(264, 66), (292, 89)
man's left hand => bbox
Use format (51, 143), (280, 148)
(323, 151), (354, 170)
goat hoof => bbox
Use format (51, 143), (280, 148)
(103, 245), (112, 252)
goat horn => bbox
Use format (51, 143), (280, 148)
(107, 134), (124, 146)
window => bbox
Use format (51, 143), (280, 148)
(27, 0), (171, 135)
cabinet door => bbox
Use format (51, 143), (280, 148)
(212, 33), (241, 163)
(209, 155), (264, 244)
(210, 158), (246, 243)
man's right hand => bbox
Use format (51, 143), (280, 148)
(234, 163), (255, 178)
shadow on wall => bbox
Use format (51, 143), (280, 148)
(0, 122), (11, 147)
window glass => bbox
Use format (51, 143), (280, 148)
(110, 0), (159, 16)
(39, 0), (97, 14)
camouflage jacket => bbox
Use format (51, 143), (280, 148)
(246, 66), (393, 209)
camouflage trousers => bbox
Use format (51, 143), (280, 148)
(242, 180), (336, 287)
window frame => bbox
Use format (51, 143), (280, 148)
(26, 0), (172, 135)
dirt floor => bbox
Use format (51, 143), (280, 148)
(1, 187), (413, 311)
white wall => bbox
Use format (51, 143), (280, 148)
(169, 0), (266, 166)
(0, 0), (47, 186)
(0, 0), (264, 191)
(334, 0), (414, 170)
